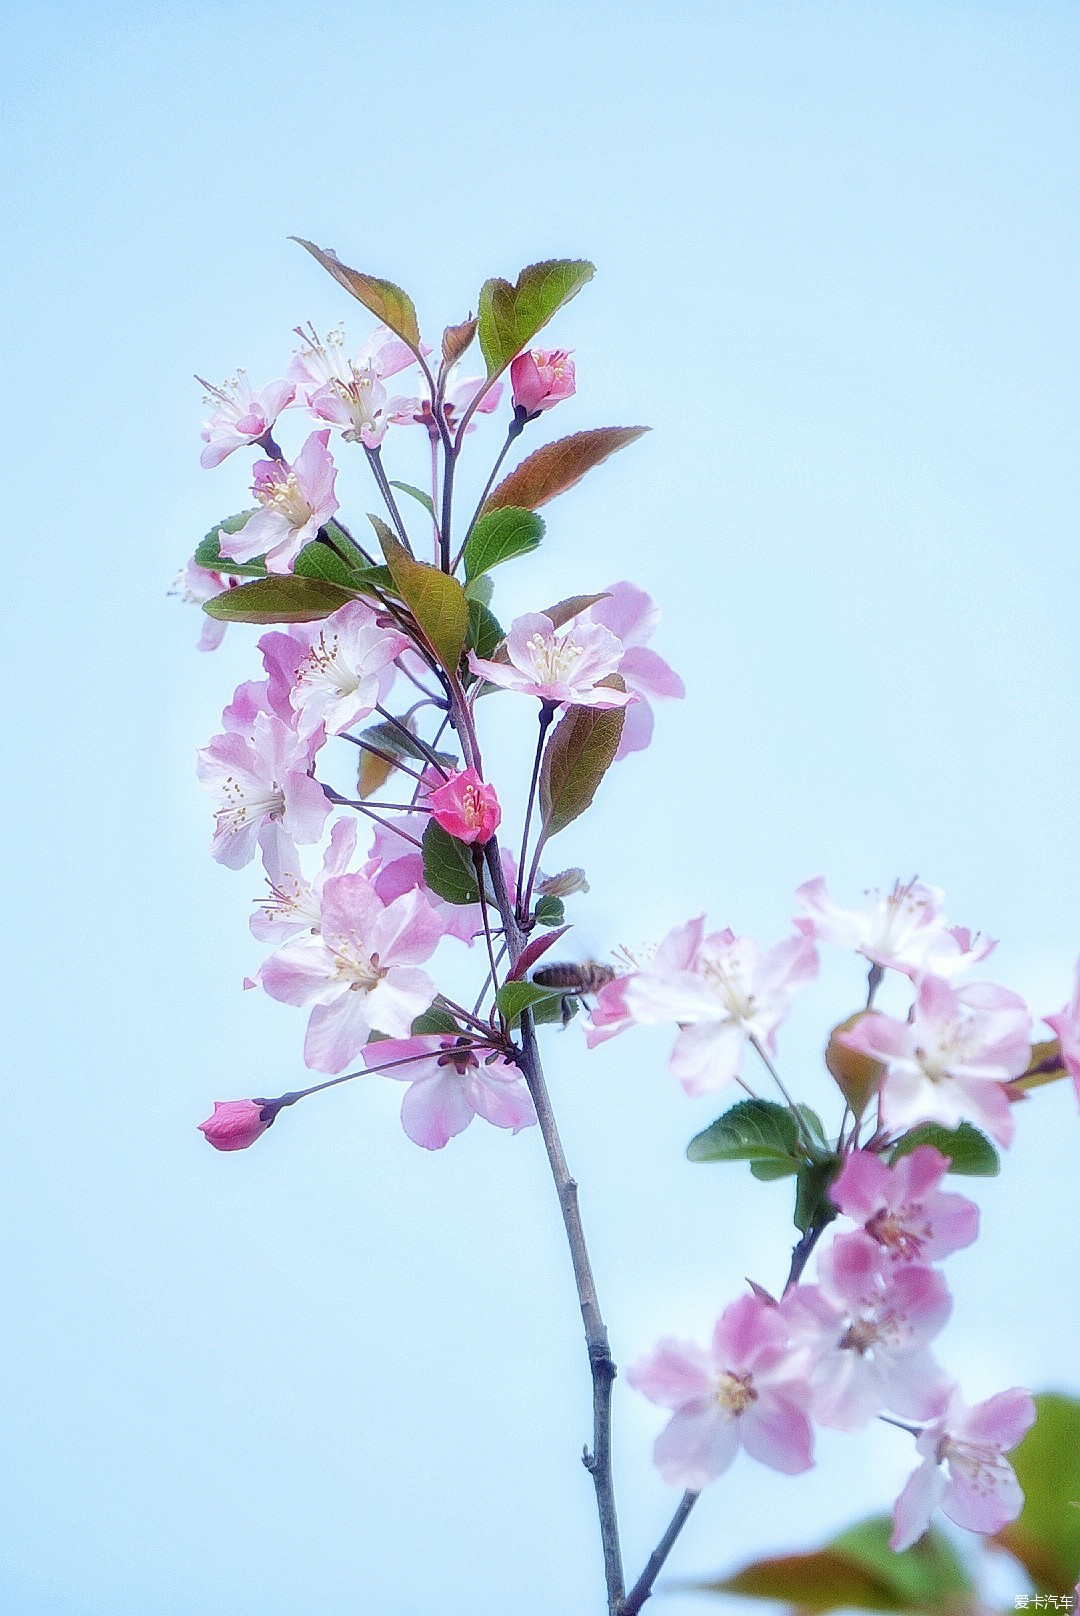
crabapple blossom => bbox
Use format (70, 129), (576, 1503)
(392, 370), (503, 436)
(427, 768), (501, 844)
(282, 603), (408, 741)
(171, 556), (239, 651)
(362, 1035), (535, 1149)
(627, 1293), (815, 1490)
(1045, 958), (1080, 1104)
(838, 976), (1031, 1147)
(289, 322), (419, 401)
(197, 1099), (273, 1151)
(623, 918), (818, 1095)
(250, 817), (359, 943)
(468, 612), (635, 709)
(576, 582), (685, 757)
(198, 371), (295, 469)
(795, 878), (995, 981)
(510, 348), (576, 417)
(830, 1146), (979, 1264)
(783, 1233), (952, 1430)
(257, 876), (443, 1072)
(890, 1386), (1036, 1551)
(197, 712), (330, 871)
(218, 430), (339, 573)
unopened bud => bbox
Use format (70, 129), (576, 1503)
(197, 1099), (274, 1152)
(537, 867), (590, 898)
(825, 1014), (885, 1117)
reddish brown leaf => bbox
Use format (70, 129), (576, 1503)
(483, 427), (649, 513)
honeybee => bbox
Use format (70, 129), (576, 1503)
(533, 960), (617, 996)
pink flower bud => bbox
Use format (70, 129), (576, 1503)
(509, 349), (576, 417)
(427, 767), (502, 845)
(197, 1099), (272, 1152)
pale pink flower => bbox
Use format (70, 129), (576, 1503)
(782, 1233), (953, 1431)
(362, 810), (518, 947)
(427, 768), (501, 845)
(362, 1034), (535, 1149)
(795, 878), (996, 981)
(392, 372), (503, 437)
(830, 1146), (978, 1263)
(468, 612), (635, 709)
(838, 977), (1031, 1147)
(197, 1099), (273, 1151)
(1045, 958), (1080, 1105)
(576, 583), (685, 757)
(290, 323), (421, 449)
(890, 1386), (1036, 1551)
(250, 817), (359, 943)
(219, 431), (339, 573)
(257, 876), (443, 1072)
(624, 919), (818, 1095)
(583, 974), (637, 1048)
(197, 713), (330, 870)
(510, 348), (576, 417)
(171, 556), (240, 651)
(198, 371), (295, 468)
(627, 1294), (815, 1490)
(283, 603), (408, 741)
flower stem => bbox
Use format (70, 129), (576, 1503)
(619, 1492), (699, 1616)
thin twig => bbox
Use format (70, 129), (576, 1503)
(619, 1492), (699, 1616)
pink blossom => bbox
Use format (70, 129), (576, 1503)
(576, 583), (685, 757)
(510, 348), (576, 417)
(468, 612), (635, 709)
(281, 603), (408, 741)
(427, 768), (501, 845)
(289, 322), (419, 399)
(197, 1099), (273, 1151)
(1045, 958), (1080, 1105)
(362, 1035), (535, 1149)
(782, 1233), (953, 1430)
(839, 976), (1031, 1147)
(362, 809), (518, 947)
(197, 713), (330, 870)
(583, 973), (637, 1047)
(891, 1386), (1036, 1550)
(627, 1293), (815, 1490)
(392, 372), (504, 437)
(250, 817), (358, 943)
(257, 876), (443, 1072)
(830, 1147), (978, 1263)
(218, 431), (339, 574)
(198, 371), (295, 469)
(795, 878), (995, 981)
(171, 556), (240, 651)
(624, 919), (818, 1095)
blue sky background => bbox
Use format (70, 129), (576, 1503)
(4, 2), (1079, 1612)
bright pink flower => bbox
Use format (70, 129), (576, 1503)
(362, 1035), (535, 1149)
(624, 919), (818, 1095)
(427, 768), (501, 845)
(795, 878), (995, 981)
(171, 556), (240, 651)
(469, 612), (635, 709)
(197, 713), (330, 870)
(783, 1234), (953, 1430)
(250, 817), (359, 943)
(510, 348), (576, 417)
(197, 1099), (273, 1151)
(575, 583), (685, 757)
(839, 977), (1031, 1147)
(257, 877), (443, 1072)
(627, 1294), (815, 1490)
(890, 1386), (1036, 1551)
(198, 371), (295, 469)
(1045, 958), (1080, 1105)
(830, 1147), (979, 1263)
(218, 431), (339, 574)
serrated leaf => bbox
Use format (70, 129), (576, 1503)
(464, 573), (495, 605)
(794, 1156), (842, 1234)
(993, 1393), (1080, 1592)
(534, 895), (565, 927)
(377, 528), (468, 675)
(463, 507), (545, 581)
(466, 599), (505, 663)
(421, 820), (481, 906)
(889, 1121), (999, 1177)
(477, 259), (595, 379)
(389, 480), (436, 519)
(292, 238), (422, 353)
(496, 979), (565, 1027)
(195, 511), (267, 577)
(202, 575), (355, 623)
(537, 698), (624, 842)
(441, 316), (477, 366)
(483, 427), (650, 513)
(294, 538), (357, 586)
(411, 1006), (461, 1036)
(348, 562), (397, 598)
(687, 1099), (802, 1166)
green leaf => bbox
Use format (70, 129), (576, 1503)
(348, 562), (397, 598)
(389, 480), (436, 520)
(687, 1099), (802, 1166)
(889, 1121), (1000, 1177)
(832, 1517), (974, 1610)
(377, 527), (468, 675)
(194, 511), (266, 577)
(993, 1393), (1080, 1592)
(477, 259), (595, 379)
(483, 427), (650, 513)
(537, 696), (625, 842)
(420, 820), (481, 906)
(534, 895), (566, 927)
(411, 1005), (461, 1036)
(292, 239), (423, 353)
(531, 993), (578, 1026)
(294, 538), (358, 586)
(202, 575), (356, 624)
(466, 599), (505, 663)
(354, 720), (457, 772)
(464, 573), (495, 605)
(496, 980), (565, 1027)
(794, 1156), (842, 1234)
(463, 507), (545, 581)
(749, 1157), (799, 1181)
